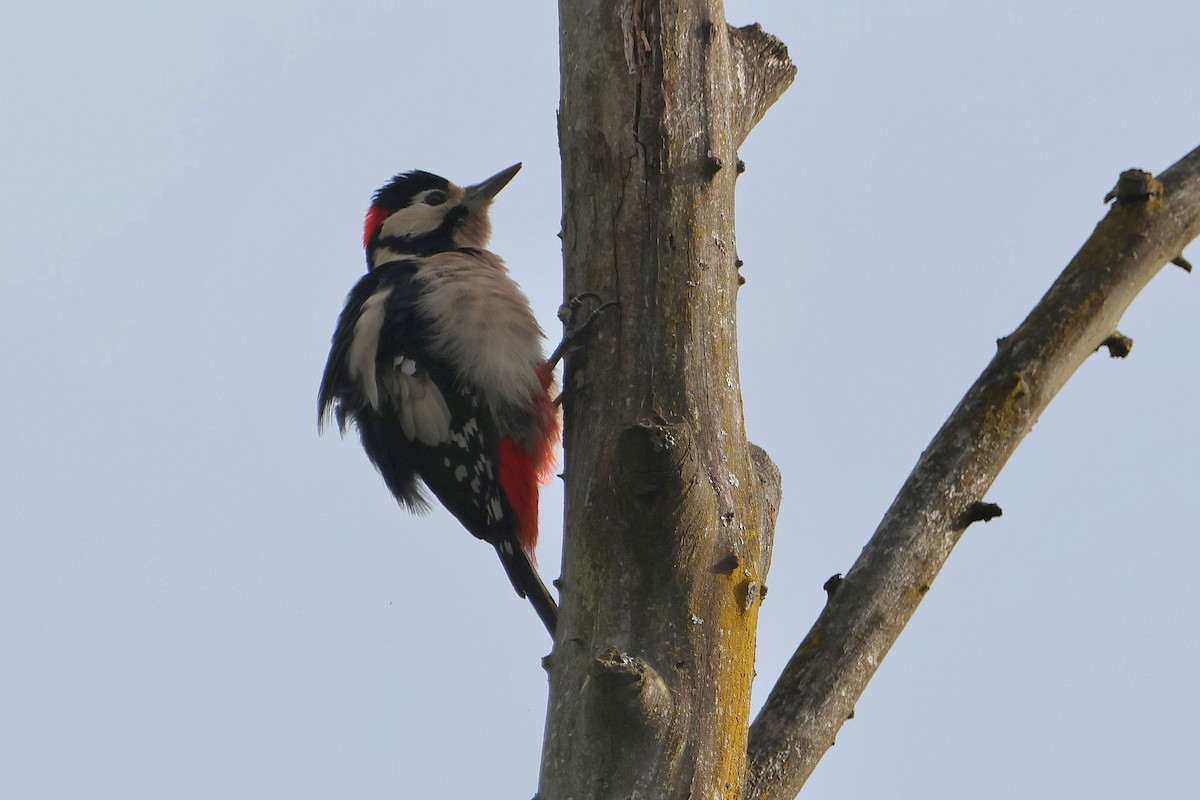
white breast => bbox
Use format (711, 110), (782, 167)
(414, 250), (545, 417)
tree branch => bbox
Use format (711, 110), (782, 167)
(728, 23), (796, 147)
(745, 146), (1200, 800)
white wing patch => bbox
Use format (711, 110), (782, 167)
(390, 356), (451, 446)
(347, 287), (392, 411)
(348, 286), (451, 446)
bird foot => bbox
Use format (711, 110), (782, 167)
(549, 293), (619, 406)
(549, 293), (618, 368)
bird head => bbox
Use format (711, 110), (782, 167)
(363, 163), (521, 267)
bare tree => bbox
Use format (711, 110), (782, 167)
(540, 2), (1200, 798)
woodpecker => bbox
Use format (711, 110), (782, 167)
(318, 163), (560, 635)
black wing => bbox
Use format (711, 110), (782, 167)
(319, 260), (428, 510)
(319, 259), (509, 534)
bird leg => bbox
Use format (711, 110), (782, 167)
(549, 292), (619, 406)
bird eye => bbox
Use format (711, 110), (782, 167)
(424, 190), (448, 206)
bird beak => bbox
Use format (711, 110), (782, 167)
(463, 163), (522, 207)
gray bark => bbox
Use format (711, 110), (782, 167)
(540, 2), (792, 798)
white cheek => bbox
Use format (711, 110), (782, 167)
(372, 246), (403, 268)
(379, 203), (447, 239)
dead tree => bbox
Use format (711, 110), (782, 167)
(541, 2), (1200, 798)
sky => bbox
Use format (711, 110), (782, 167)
(2, 2), (1197, 798)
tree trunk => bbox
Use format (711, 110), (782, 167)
(540, 2), (791, 798)
(543, 3), (1200, 799)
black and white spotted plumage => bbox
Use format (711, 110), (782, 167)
(318, 165), (559, 635)
(320, 259), (503, 528)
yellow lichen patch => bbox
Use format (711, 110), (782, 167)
(1104, 169), (1165, 214)
(903, 580), (933, 609)
(972, 370), (1032, 445)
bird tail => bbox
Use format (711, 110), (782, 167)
(495, 537), (558, 636)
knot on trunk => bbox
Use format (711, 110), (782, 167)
(614, 420), (698, 539)
(586, 647), (672, 739)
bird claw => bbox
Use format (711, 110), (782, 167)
(548, 293), (619, 407)
(549, 293), (619, 368)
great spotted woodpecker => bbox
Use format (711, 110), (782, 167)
(318, 164), (560, 635)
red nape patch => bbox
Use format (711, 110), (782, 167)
(363, 206), (389, 249)
(499, 438), (541, 560)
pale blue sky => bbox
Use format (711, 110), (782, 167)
(2, 2), (1197, 798)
